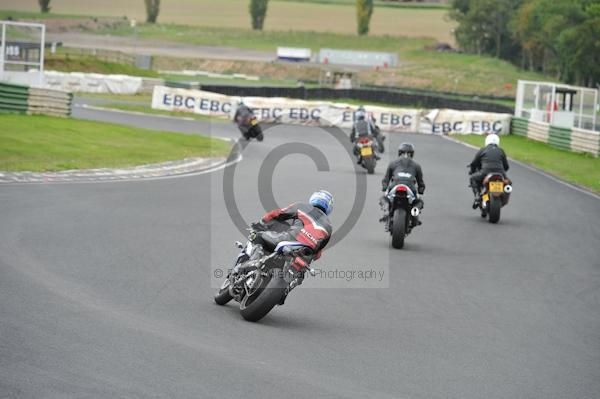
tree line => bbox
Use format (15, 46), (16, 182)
(450, 0), (600, 87)
(38, 0), (375, 36)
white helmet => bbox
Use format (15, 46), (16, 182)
(485, 133), (500, 146)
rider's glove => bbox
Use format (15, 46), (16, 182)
(418, 187), (425, 195)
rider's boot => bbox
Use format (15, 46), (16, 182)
(471, 186), (480, 209)
(378, 196), (390, 223)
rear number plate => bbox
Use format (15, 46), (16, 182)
(360, 147), (373, 156)
(489, 182), (504, 193)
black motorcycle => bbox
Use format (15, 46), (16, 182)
(354, 136), (377, 174)
(237, 114), (264, 141)
(214, 229), (314, 322)
(382, 183), (422, 249)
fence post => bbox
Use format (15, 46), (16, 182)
(0, 23), (6, 78)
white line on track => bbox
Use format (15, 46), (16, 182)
(0, 153), (242, 186)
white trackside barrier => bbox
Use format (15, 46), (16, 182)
(151, 86), (512, 135)
(41, 71), (145, 94)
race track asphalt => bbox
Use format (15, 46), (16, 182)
(1, 109), (599, 399)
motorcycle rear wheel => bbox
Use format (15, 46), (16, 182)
(391, 208), (406, 249)
(239, 271), (287, 322)
(488, 196), (501, 224)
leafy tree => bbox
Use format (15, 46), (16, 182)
(250, 0), (269, 30)
(356, 0), (374, 36)
(511, 0), (588, 81)
(450, 0), (522, 58)
(144, 0), (160, 24)
(556, 3), (600, 86)
(452, 0), (599, 87)
(39, 0), (51, 13)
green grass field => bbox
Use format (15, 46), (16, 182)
(274, 0), (449, 9)
(454, 135), (600, 193)
(108, 24), (545, 96)
(0, 1), (455, 42)
(0, 114), (230, 172)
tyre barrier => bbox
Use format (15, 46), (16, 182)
(511, 117), (599, 156)
(0, 82), (72, 117)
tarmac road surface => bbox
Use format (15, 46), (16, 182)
(1, 110), (599, 398)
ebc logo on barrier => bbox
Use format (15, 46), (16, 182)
(431, 120), (504, 134)
(162, 94), (231, 114)
(342, 111), (412, 127)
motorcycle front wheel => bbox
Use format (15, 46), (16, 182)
(239, 271), (287, 322)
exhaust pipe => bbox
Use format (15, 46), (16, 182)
(411, 207), (420, 217)
(504, 184), (513, 193)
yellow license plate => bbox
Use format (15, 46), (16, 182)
(489, 181), (504, 193)
(482, 194), (489, 202)
(250, 119), (258, 126)
(360, 147), (373, 156)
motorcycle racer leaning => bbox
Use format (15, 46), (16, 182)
(233, 99), (264, 141)
(234, 191), (334, 287)
(380, 143), (425, 224)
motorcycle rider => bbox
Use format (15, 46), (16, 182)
(367, 111), (385, 153)
(234, 190), (334, 292)
(380, 143), (425, 224)
(233, 99), (263, 141)
(350, 106), (384, 158)
(468, 133), (509, 208)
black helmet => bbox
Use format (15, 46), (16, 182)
(355, 106), (366, 121)
(398, 143), (415, 157)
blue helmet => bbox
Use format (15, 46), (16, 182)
(309, 190), (334, 215)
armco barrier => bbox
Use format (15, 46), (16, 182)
(511, 117), (599, 156)
(199, 85), (513, 114)
(0, 82), (72, 117)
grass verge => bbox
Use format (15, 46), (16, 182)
(0, 114), (230, 172)
(46, 52), (160, 77)
(453, 134), (600, 193)
(94, 104), (227, 122)
(77, 93), (153, 103)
